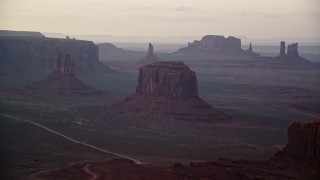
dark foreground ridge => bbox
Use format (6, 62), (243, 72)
(34, 120), (320, 180)
(109, 61), (231, 122)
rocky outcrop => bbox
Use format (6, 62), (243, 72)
(0, 36), (112, 75)
(110, 61), (231, 123)
(136, 61), (198, 98)
(26, 53), (102, 97)
(284, 120), (320, 161)
(176, 35), (246, 54)
(133, 43), (160, 67)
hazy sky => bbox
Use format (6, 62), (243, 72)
(1, 0), (319, 38)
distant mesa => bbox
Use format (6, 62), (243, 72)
(96, 43), (125, 53)
(133, 43), (160, 68)
(110, 61), (231, 123)
(26, 53), (102, 97)
(0, 30), (45, 37)
(176, 35), (259, 56)
(0, 31), (113, 75)
(136, 61), (198, 98)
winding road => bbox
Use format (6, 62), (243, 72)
(1, 114), (142, 164)
(84, 164), (98, 180)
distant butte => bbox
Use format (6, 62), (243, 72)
(26, 53), (102, 97)
(275, 41), (312, 63)
(110, 61), (231, 123)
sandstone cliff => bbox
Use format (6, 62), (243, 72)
(136, 61), (197, 98)
(110, 61), (231, 123)
(0, 36), (112, 74)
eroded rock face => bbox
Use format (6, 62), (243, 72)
(110, 61), (231, 123)
(54, 53), (75, 76)
(284, 120), (320, 160)
(136, 61), (198, 98)
(133, 43), (160, 67)
(176, 35), (243, 54)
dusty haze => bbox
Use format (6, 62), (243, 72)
(1, 0), (319, 39)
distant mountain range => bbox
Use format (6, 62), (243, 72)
(43, 32), (320, 46)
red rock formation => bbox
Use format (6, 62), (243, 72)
(26, 53), (102, 97)
(111, 61), (231, 123)
(136, 61), (198, 98)
(133, 43), (160, 67)
(284, 120), (320, 160)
